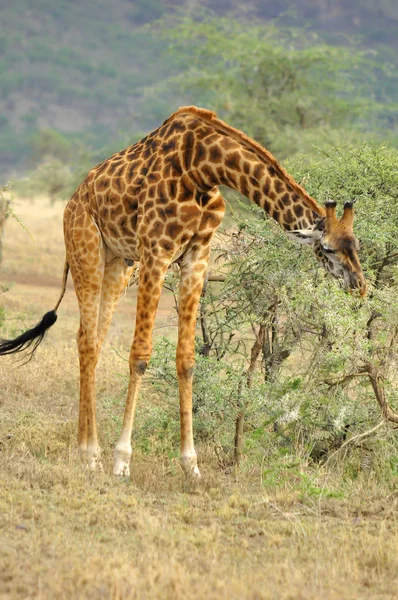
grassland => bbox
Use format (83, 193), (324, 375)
(0, 198), (397, 599)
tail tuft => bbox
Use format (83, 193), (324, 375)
(0, 310), (58, 361)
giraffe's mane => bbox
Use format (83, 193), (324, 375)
(169, 106), (325, 218)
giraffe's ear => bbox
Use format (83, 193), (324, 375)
(286, 228), (323, 245)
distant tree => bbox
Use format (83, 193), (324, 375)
(30, 129), (74, 166)
(127, 0), (165, 24)
(154, 15), (396, 158)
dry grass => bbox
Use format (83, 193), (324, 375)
(1, 197), (398, 600)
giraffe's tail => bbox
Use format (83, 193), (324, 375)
(0, 261), (70, 361)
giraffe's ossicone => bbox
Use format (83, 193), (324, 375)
(0, 106), (367, 481)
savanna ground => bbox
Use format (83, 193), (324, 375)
(0, 198), (397, 600)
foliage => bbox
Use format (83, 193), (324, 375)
(29, 129), (76, 166)
(0, 183), (21, 324)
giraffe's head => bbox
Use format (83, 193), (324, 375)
(316, 200), (367, 296)
(288, 200), (367, 296)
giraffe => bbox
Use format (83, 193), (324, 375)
(0, 106), (367, 480)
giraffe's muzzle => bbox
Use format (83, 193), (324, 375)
(344, 269), (367, 297)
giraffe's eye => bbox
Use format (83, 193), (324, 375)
(321, 245), (335, 254)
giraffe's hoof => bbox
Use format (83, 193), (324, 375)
(113, 461), (130, 478)
(79, 446), (102, 471)
(182, 465), (201, 493)
(113, 446), (131, 478)
(180, 455), (201, 480)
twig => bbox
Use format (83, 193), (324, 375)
(322, 420), (385, 467)
(207, 272), (226, 282)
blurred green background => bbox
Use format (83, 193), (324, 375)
(1, 0), (397, 186)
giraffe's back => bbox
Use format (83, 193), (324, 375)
(64, 112), (224, 264)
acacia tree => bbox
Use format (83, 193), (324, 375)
(215, 142), (398, 460)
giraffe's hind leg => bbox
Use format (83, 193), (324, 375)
(70, 252), (134, 469)
(177, 244), (212, 482)
(177, 191), (225, 482)
(65, 211), (106, 470)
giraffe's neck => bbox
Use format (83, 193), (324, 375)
(166, 108), (326, 233)
(192, 133), (325, 233)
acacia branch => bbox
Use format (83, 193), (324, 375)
(207, 273), (226, 282)
(324, 370), (368, 388)
(366, 365), (398, 424)
(323, 420), (385, 467)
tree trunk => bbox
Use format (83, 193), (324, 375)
(234, 323), (266, 466)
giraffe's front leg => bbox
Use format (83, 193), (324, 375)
(177, 341), (201, 482)
(113, 255), (170, 478)
(113, 358), (147, 477)
(177, 248), (215, 483)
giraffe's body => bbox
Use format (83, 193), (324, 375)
(0, 106), (367, 480)
(68, 105), (323, 265)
